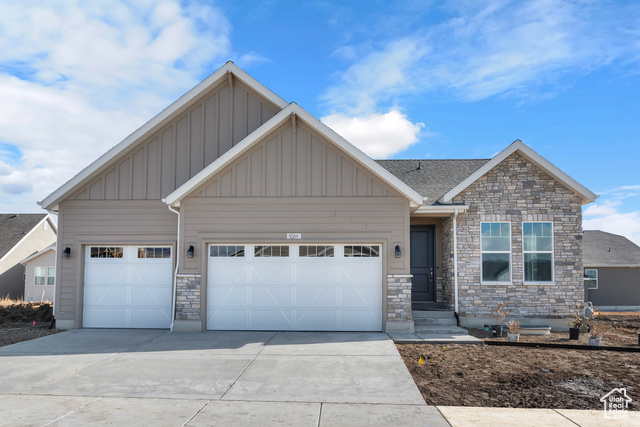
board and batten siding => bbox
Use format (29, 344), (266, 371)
(71, 79), (280, 201)
(54, 200), (177, 325)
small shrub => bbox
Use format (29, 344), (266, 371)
(507, 320), (521, 335)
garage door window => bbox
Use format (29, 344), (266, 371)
(255, 245), (289, 257)
(90, 247), (123, 258)
(138, 247), (171, 258)
(344, 245), (380, 257)
(299, 245), (334, 257)
(210, 245), (245, 257)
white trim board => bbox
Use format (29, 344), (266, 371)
(164, 103), (424, 208)
(439, 140), (598, 205)
(40, 62), (288, 211)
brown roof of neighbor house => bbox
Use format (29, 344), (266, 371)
(583, 230), (640, 267)
(0, 214), (47, 259)
(375, 159), (491, 203)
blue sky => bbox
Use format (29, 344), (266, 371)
(0, 0), (638, 243)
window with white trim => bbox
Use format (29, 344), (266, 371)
(481, 222), (511, 282)
(344, 245), (380, 257)
(299, 245), (334, 257)
(35, 267), (55, 286)
(523, 222), (554, 282)
(585, 269), (598, 289)
(210, 245), (245, 257)
(254, 245), (289, 257)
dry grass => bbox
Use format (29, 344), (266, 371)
(0, 295), (52, 308)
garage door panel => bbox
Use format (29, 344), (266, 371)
(83, 246), (172, 329)
(207, 244), (382, 331)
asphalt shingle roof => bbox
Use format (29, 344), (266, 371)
(0, 214), (47, 259)
(376, 159), (490, 203)
(583, 230), (640, 267)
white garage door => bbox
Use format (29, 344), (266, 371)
(83, 246), (173, 328)
(207, 244), (382, 331)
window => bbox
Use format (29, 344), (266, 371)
(481, 222), (511, 282)
(299, 245), (334, 257)
(35, 267), (55, 286)
(210, 245), (245, 257)
(254, 245), (289, 257)
(138, 247), (171, 259)
(344, 245), (380, 257)
(585, 269), (598, 289)
(523, 222), (554, 282)
(90, 247), (123, 258)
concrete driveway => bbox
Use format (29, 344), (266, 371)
(0, 330), (448, 426)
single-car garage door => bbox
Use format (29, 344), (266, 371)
(207, 244), (382, 331)
(83, 246), (173, 328)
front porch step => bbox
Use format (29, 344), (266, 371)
(413, 325), (470, 335)
(414, 317), (457, 326)
(413, 310), (455, 318)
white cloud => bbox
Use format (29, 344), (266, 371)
(583, 197), (640, 246)
(0, 0), (233, 212)
(322, 110), (424, 159)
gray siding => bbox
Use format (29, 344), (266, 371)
(585, 267), (640, 307)
(195, 121), (393, 198)
(71, 80), (279, 201)
(54, 200), (177, 325)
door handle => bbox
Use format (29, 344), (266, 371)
(430, 268), (434, 279)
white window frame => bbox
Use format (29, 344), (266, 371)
(34, 266), (55, 286)
(522, 221), (555, 283)
(480, 222), (512, 284)
(585, 268), (598, 289)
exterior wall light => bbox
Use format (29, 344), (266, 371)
(395, 245), (401, 258)
(186, 245), (195, 258)
(62, 247), (71, 259)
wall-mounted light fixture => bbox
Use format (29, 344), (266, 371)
(62, 247), (71, 259)
(186, 245), (195, 258)
(395, 244), (401, 258)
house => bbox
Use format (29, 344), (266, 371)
(21, 244), (57, 302)
(0, 214), (57, 299)
(40, 62), (597, 332)
(583, 230), (640, 310)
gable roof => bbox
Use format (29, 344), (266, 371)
(583, 230), (640, 267)
(164, 103), (424, 208)
(0, 214), (53, 260)
(40, 61), (288, 211)
(376, 159), (490, 203)
(20, 244), (56, 265)
(438, 140), (598, 205)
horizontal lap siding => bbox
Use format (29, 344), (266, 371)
(55, 200), (177, 322)
(181, 197), (409, 274)
(71, 80), (279, 202)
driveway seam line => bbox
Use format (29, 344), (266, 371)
(317, 402), (323, 427)
(553, 409), (581, 426)
(218, 332), (278, 400)
(181, 399), (212, 426)
(41, 396), (103, 426)
(434, 406), (453, 427)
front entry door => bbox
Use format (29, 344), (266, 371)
(410, 225), (436, 302)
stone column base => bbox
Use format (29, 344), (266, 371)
(172, 319), (203, 332)
(385, 320), (415, 333)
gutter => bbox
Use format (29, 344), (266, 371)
(453, 208), (459, 324)
(167, 204), (180, 332)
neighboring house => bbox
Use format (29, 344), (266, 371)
(0, 214), (57, 299)
(21, 244), (56, 302)
(583, 230), (640, 310)
(40, 62), (596, 332)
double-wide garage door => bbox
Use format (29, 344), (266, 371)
(207, 244), (382, 331)
(83, 246), (173, 328)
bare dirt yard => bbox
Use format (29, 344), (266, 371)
(397, 312), (640, 410)
(0, 298), (59, 348)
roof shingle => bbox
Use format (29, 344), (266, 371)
(583, 230), (640, 267)
(0, 214), (47, 259)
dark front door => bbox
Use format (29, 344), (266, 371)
(410, 225), (436, 302)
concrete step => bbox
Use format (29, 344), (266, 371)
(413, 325), (469, 335)
(413, 317), (457, 326)
(412, 310), (456, 319)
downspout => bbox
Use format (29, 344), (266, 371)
(453, 208), (459, 325)
(167, 205), (180, 332)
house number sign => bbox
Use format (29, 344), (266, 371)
(287, 233), (302, 240)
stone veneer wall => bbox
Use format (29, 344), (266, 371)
(441, 152), (584, 319)
(387, 274), (412, 322)
(175, 274), (201, 321)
